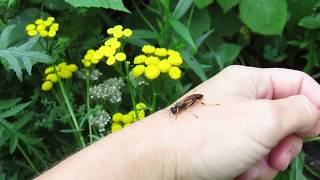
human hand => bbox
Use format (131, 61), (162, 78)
(158, 65), (320, 180)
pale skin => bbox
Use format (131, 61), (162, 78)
(37, 65), (320, 180)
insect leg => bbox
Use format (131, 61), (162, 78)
(186, 107), (199, 119)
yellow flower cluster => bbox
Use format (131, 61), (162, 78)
(41, 62), (78, 91)
(81, 25), (133, 68)
(25, 17), (59, 38)
(131, 45), (183, 80)
(111, 102), (147, 133)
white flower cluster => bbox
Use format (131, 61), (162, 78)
(89, 77), (124, 103)
(76, 69), (102, 81)
(89, 110), (111, 132)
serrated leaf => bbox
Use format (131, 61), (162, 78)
(182, 52), (208, 81)
(172, 0), (193, 19)
(298, 14), (320, 29)
(0, 102), (31, 119)
(9, 136), (18, 154)
(64, 0), (129, 12)
(0, 37), (51, 80)
(217, 0), (240, 12)
(0, 25), (16, 49)
(193, 0), (214, 9)
(213, 43), (241, 66)
(239, 0), (288, 35)
(0, 98), (21, 110)
(169, 18), (197, 49)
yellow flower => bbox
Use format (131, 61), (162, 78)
(155, 48), (167, 57)
(82, 60), (91, 67)
(27, 30), (37, 37)
(92, 50), (104, 62)
(167, 49), (180, 56)
(104, 38), (118, 46)
(157, 59), (172, 73)
(44, 67), (54, 74)
(100, 46), (116, 57)
(113, 29), (123, 38)
(67, 64), (78, 72)
(58, 70), (72, 79)
(142, 45), (155, 54)
(168, 67), (182, 80)
(36, 25), (46, 32)
(107, 28), (114, 35)
(132, 65), (145, 77)
(168, 55), (183, 66)
(111, 41), (121, 49)
(39, 30), (48, 37)
(50, 23), (59, 31)
(111, 123), (123, 133)
(26, 24), (36, 31)
(47, 17), (55, 22)
(106, 56), (116, 66)
(123, 28), (133, 37)
(122, 113), (134, 124)
(124, 123), (131, 128)
(112, 113), (123, 122)
(115, 52), (126, 61)
(138, 110), (145, 120)
(35, 19), (45, 25)
(48, 30), (56, 37)
(134, 55), (147, 64)
(46, 73), (59, 83)
(42, 81), (53, 91)
(145, 56), (160, 65)
(114, 25), (123, 30)
(44, 20), (52, 27)
(144, 65), (160, 80)
(136, 102), (147, 110)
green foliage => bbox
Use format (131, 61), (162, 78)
(298, 14), (320, 29)
(64, 0), (129, 12)
(217, 0), (240, 12)
(239, 0), (288, 35)
(193, 0), (214, 9)
(0, 26), (51, 80)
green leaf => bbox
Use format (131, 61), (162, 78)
(0, 36), (52, 80)
(298, 15), (320, 29)
(132, 29), (159, 39)
(0, 98), (21, 110)
(239, 0), (288, 35)
(169, 18), (197, 49)
(172, 0), (193, 19)
(196, 30), (214, 48)
(193, 0), (214, 9)
(9, 136), (18, 154)
(213, 43), (241, 66)
(217, 0), (240, 12)
(64, 0), (129, 12)
(0, 25), (16, 49)
(60, 129), (83, 133)
(182, 52), (208, 81)
(0, 102), (31, 119)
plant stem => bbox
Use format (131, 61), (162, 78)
(139, 0), (161, 15)
(57, 78), (86, 148)
(17, 142), (39, 174)
(124, 62), (138, 118)
(187, 4), (195, 29)
(151, 85), (158, 113)
(85, 69), (93, 144)
(132, 0), (158, 33)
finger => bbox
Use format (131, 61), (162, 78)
(248, 95), (319, 147)
(269, 135), (303, 171)
(235, 158), (278, 180)
(216, 66), (320, 107)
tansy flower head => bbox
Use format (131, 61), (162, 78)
(26, 17), (58, 38)
(142, 45), (156, 54)
(111, 123), (123, 133)
(106, 56), (116, 66)
(157, 60), (172, 73)
(168, 66), (182, 80)
(112, 113), (123, 122)
(132, 65), (145, 77)
(134, 55), (147, 64)
(41, 81), (53, 91)
(136, 102), (147, 110)
(122, 113), (134, 124)
(144, 65), (160, 80)
(123, 28), (133, 37)
(168, 54), (183, 66)
(115, 52), (126, 61)
(145, 56), (160, 65)
(155, 48), (167, 57)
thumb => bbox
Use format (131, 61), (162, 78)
(249, 95), (318, 147)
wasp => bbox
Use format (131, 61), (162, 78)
(169, 94), (204, 118)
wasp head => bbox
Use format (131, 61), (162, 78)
(170, 107), (177, 114)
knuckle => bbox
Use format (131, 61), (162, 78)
(291, 95), (316, 125)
